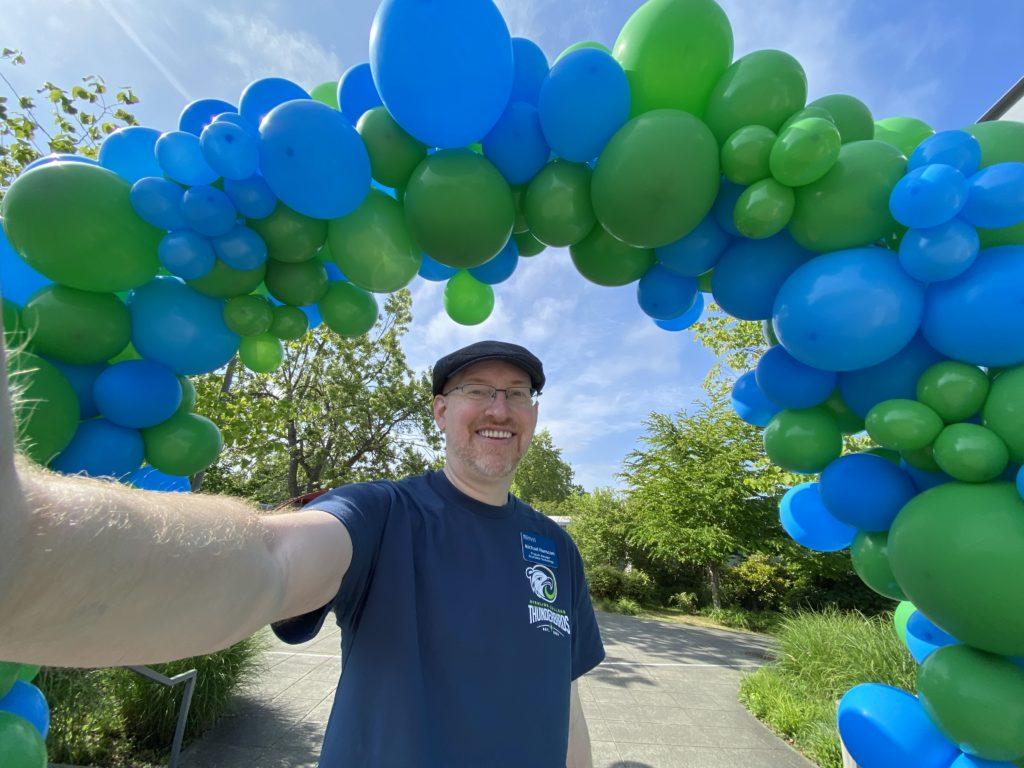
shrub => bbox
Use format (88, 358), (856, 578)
(587, 564), (626, 601)
(611, 597), (642, 616)
(621, 568), (655, 605)
(668, 591), (699, 613)
(37, 667), (124, 766)
(700, 606), (780, 634)
(725, 552), (795, 611)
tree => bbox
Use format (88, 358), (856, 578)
(559, 488), (634, 569)
(511, 428), (580, 511)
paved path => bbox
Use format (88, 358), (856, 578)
(181, 612), (814, 768)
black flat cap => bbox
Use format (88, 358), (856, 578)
(432, 340), (545, 396)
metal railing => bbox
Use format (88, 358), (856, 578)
(126, 665), (198, 768)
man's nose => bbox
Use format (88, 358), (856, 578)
(484, 391), (512, 417)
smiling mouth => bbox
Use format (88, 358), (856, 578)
(476, 428), (515, 440)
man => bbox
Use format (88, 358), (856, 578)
(0, 333), (604, 768)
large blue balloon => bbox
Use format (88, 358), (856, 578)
(200, 120), (259, 181)
(469, 238), (519, 284)
(155, 131), (218, 186)
(128, 277), (240, 375)
(337, 63), (384, 126)
(180, 185), (237, 237)
(47, 360), (106, 419)
(482, 102), (550, 185)
(889, 164), (968, 229)
(755, 345), (836, 409)
(213, 111), (258, 135)
(258, 100), (371, 220)
(538, 48), (629, 163)
(158, 231), (216, 281)
(223, 174), (277, 220)
(712, 232), (810, 321)
(922, 246), (1024, 367)
(179, 98), (236, 136)
(655, 215), (730, 277)
(418, 253), (458, 282)
(909, 130), (982, 176)
(819, 452), (916, 532)
(637, 264), (698, 320)
(93, 360), (183, 429)
(370, 0), (514, 148)
(239, 77), (309, 127)
(898, 219), (979, 284)
(960, 162), (1024, 229)
(0, 225), (51, 305)
(838, 333), (945, 418)
(509, 38), (549, 106)
(126, 465), (191, 493)
(213, 224), (268, 271)
(98, 126), (164, 184)
(0, 680), (49, 739)
(905, 611), (958, 665)
(130, 177), (186, 231)
(50, 418), (145, 479)
(654, 292), (704, 331)
(773, 247), (926, 372)
(779, 482), (856, 553)
(949, 755), (1018, 768)
(731, 370), (780, 428)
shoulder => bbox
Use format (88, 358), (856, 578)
(304, 479), (398, 513)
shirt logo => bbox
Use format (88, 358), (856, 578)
(525, 565), (571, 637)
(526, 564), (557, 603)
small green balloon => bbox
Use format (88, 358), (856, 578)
(966, 120), (1024, 167)
(788, 140), (906, 252)
(866, 398), (943, 452)
(268, 304), (308, 340)
(328, 189), (421, 293)
(177, 375), (196, 415)
(15, 664), (39, 683)
(822, 389), (865, 435)
(523, 161), (595, 247)
(901, 444), (943, 473)
(21, 285), (130, 365)
(556, 40), (611, 64)
(1, 162), (161, 292)
(874, 117), (934, 157)
(223, 295), (273, 337)
(569, 225), (654, 286)
(851, 531), (905, 601)
(612, 0), (733, 117)
(697, 269), (714, 293)
(187, 259), (266, 299)
(893, 600), (915, 643)
(932, 423), (1009, 483)
(917, 361), (990, 423)
(239, 333), (284, 374)
(444, 270), (494, 326)
(779, 105), (835, 134)
(511, 186), (530, 234)
(248, 204), (327, 263)
(357, 107), (427, 191)
(763, 407), (842, 474)
(2, 300), (28, 348)
(310, 80), (339, 109)
(0, 710), (48, 768)
(733, 178), (794, 239)
(5, 350), (79, 465)
(982, 365), (1024, 463)
(143, 412), (223, 476)
(866, 446), (902, 465)
(318, 281), (378, 337)
(592, 109), (720, 248)
(720, 125), (775, 185)
(769, 117), (842, 187)
(918, 644), (1024, 762)
(264, 258), (329, 307)
(513, 231), (546, 257)
(0, 662), (21, 699)
(807, 94), (874, 144)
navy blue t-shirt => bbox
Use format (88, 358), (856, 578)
(270, 469), (605, 768)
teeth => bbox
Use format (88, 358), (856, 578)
(479, 429), (513, 439)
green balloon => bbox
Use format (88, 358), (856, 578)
(0, 662), (21, 699)
(21, 285), (130, 365)
(866, 446), (902, 465)
(328, 189), (421, 293)
(143, 413), (223, 476)
(807, 94), (874, 144)
(187, 259), (266, 299)
(697, 269), (714, 293)
(318, 281), (378, 337)
(851, 531), (905, 601)
(917, 361), (990, 423)
(932, 423), (1009, 483)
(779, 105), (835, 134)
(310, 80), (339, 109)
(592, 109), (719, 248)
(1, 162), (160, 292)
(866, 398), (943, 452)
(239, 333), (284, 373)
(612, 0), (732, 117)
(770, 117), (842, 187)
(966, 120), (1024, 167)
(762, 318), (779, 346)
(248, 204), (327, 262)
(265, 258), (329, 307)
(269, 304), (308, 340)
(523, 161), (595, 247)
(108, 341), (141, 364)
(788, 140), (906, 252)
(721, 125), (775, 185)
(223, 295), (273, 336)
(404, 150), (514, 269)
(569, 225), (654, 286)
(2, 300), (28, 348)
(556, 41), (611, 64)
(513, 231), (546, 257)
(177, 375), (196, 415)
(733, 178), (794, 239)
(0, 711), (48, 768)
(444, 270), (494, 326)
(703, 49), (807, 145)
(357, 107), (427, 190)
(511, 186), (530, 234)
(763, 407), (842, 474)
(821, 389), (865, 435)
(979, 220), (1024, 249)
(982, 365), (1024, 463)
(15, 664), (38, 683)
(874, 117), (934, 157)
(7, 350), (79, 465)
(901, 444), (943, 473)
(893, 600), (915, 643)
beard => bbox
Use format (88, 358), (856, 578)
(447, 432), (524, 479)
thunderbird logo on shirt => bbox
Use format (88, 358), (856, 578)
(525, 565), (570, 637)
(526, 565), (557, 603)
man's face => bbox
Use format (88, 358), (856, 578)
(433, 359), (539, 482)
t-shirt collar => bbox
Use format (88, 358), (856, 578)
(427, 469), (516, 519)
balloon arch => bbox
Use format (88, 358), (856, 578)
(2, 0), (1024, 765)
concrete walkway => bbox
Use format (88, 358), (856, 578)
(181, 612), (814, 768)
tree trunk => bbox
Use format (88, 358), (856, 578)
(286, 420), (300, 499)
(189, 357), (239, 493)
(707, 564), (722, 610)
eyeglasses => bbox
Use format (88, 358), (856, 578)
(442, 384), (540, 407)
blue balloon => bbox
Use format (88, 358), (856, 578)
(323, 260), (347, 282)
(820, 453), (916, 532)
(960, 162), (1024, 229)
(0, 226), (51, 305)
(158, 231), (216, 281)
(539, 48), (629, 163)
(180, 184), (237, 237)
(155, 131), (218, 186)
(369, 0), (514, 148)
(901, 458), (952, 493)
(950, 753), (1019, 768)
(909, 130), (982, 176)
(50, 418), (145, 479)
(47, 360), (106, 419)
(469, 238), (519, 284)
(130, 177), (186, 231)
(337, 63), (384, 126)
(213, 224), (268, 271)
(509, 38), (549, 106)
(213, 111), (258, 135)
(258, 100), (370, 220)
(179, 98), (236, 136)
(1017, 465), (1024, 501)
(923, 246), (1024, 367)
(22, 153), (99, 173)
(126, 465), (191, 493)
(654, 292), (704, 331)
(712, 179), (744, 237)
(655, 215), (730, 277)
(223, 174), (277, 220)
(889, 164), (968, 229)
(905, 611), (958, 664)
(418, 253), (458, 282)
(898, 218), (979, 284)
(128, 277), (240, 375)
(239, 77), (309, 127)
(779, 482), (856, 552)
(0, 680), (49, 739)
(637, 264), (699, 320)
(98, 126), (163, 184)
(838, 333), (945, 418)
(838, 684), (959, 768)
(731, 370), (780, 427)
(712, 232), (810, 321)
(774, 247), (925, 372)
(755, 345), (836, 409)
(482, 101), (549, 185)
(200, 120), (259, 181)
(93, 360), (183, 429)
(301, 302), (323, 329)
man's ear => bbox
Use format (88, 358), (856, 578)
(433, 395), (447, 431)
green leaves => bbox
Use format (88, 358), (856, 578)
(510, 429), (580, 511)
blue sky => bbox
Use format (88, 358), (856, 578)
(5, 0), (1023, 490)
